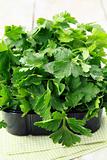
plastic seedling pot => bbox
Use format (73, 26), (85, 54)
(2, 109), (103, 136)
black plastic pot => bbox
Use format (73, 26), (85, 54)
(68, 109), (103, 133)
(2, 110), (51, 136)
(2, 109), (103, 136)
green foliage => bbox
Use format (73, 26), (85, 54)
(0, 51), (10, 80)
(54, 12), (77, 22)
(0, 120), (7, 128)
(45, 61), (72, 79)
(0, 84), (10, 106)
(67, 118), (91, 136)
(50, 126), (81, 147)
(20, 49), (45, 68)
(5, 25), (25, 41)
(35, 112), (63, 131)
(53, 80), (65, 95)
(35, 111), (91, 147)
(0, 41), (8, 52)
(33, 88), (51, 119)
(20, 99), (31, 117)
(0, 12), (107, 147)
(66, 82), (100, 108)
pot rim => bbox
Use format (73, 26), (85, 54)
(2, 108), (103, 115)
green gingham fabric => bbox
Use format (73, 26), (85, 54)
(0, 112), (107, 160)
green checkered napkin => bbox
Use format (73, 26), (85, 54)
(0, 112), (107, 160)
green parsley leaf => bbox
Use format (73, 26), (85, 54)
(53, 80), (65, 95)
(56, 29), (74, 43)
(0, 41), (8, 52)
(45, 60), (82, 80)
(53, 47), (72, 61)
(44, 61), (71, 80)
(0, 51), (10, 80)
(85, 97), (101, 120)
(0, 84), (10, 106)
(5, 25), (25, 41)
(35, 119), (60, 132)
(20, 99), (31, 117)
(33, 88), (51, 119)
(20, 49), (44, 68)
(81, 62), (91, 73)
(32, 28), (52, 44)
(66, 82), (100, 107)
(37, 18), (52, 29)
(90, 65), (104, 81)
(66, 90), (84, 108)
(51, 96), (64, 111)
(0, 120), (7, 128)
(67, 118), (91, 136)
(81, 48), (89, 60)
(35, 111), (63, 131)
(81, 82), (100, 103)
(53, 11), (77, 24)
(36, 111), (82, 147)
(67, 76), (81, 91)
(50, 126), (80, 147)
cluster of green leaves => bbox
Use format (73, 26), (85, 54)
(0, 120), (7, 128)
(35, 111), (91, 146)
(1, 12), (107, 146)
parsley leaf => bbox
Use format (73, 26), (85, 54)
(0, 120), (7, 128)
(35, 111), (91, 147)
(20, 49), (44, 68)
(20, 99), (31, 117)
(5, 25), (25, 41)
(50, 126), (81, 147)
(81, 62), (91, 73)
(44, 61), (71, 80)
(53, 11), (77, 25)
(66, 82), (100, 107)
(67, 118), (91, 136)
(35, 112), (63, 131)
(33, 88), (51, 119)
(0, 41), (8, 52)
(53, 80), (65, 95)
(0, 84), (10, 106)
